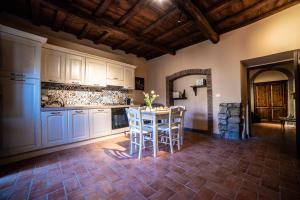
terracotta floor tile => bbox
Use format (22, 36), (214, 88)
(0, 123), (299, 200)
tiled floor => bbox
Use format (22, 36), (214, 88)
(0, 123), (300, 200)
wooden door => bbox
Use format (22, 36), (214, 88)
(254, 81), (287, 122)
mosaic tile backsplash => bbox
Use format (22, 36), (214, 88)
(41, 82), (128, 106)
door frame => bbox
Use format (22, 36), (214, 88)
(253, 80), (288, 122)
(294, 50), (300, 159)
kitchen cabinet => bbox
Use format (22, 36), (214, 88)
(85, 58), (107, 87)
(0, 31), (42, 79)
(68, 110), (89, 142)
(41, 111), (68, 147)
(0, 78), (41, 157)
(89, 109), (111, 138)
(65, 54), (85, 84)
(42, 48), (66, 83)
(124, 67), (135, 89)
(106, 63), (124, 86)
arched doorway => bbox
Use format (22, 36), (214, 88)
(165, 69), (213, 135)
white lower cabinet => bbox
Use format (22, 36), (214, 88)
(68, 110), (89, 142)
(41, 111), (68, 147)
(89, 109), (111, 138)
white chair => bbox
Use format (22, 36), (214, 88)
(158, 106), (185, 154)
(126, 108), (153, 159)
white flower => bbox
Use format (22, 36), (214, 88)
(151, 90), (155, 94)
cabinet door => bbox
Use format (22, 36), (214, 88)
(0, 78), (41, 156)
(68, 110), (89, 142)
(124, 67), (135, 89)
(89, 109), (111, 138)
(106, 63), (124, 86)
(85, 58), (107, 87)
(42, 48), (66, 83)
(0, 32), (41, 78)
(66, 54), (85, 84)
(41, 111), (68, 147)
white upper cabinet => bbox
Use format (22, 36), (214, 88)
(124, 67), (135, 89)
(106, 63), (124, 86)
(68, 110), (89, 142)
(0, 78), (41, 157)
(0, 33), (42, 79)
(41, 111), (68, 147)
(85, 58), (107, 87)
(89, 109), (111, 138)
(42, 48), (66, 83)
(65, 54), (85, 84)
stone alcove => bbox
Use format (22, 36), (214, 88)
(166, 69), (213, 134)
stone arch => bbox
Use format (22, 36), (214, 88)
(166, 69), (213, 134)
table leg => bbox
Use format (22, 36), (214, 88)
(153, 116), (158, 158)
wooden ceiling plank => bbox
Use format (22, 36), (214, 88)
(216, 0), (272, 27)
(93, 0), (112, 17)
(41, 0), (175, 55)
(154, 21), (194, 43)
(140, 8), (178, 35)
(168, 31), (203, 47)
(52, 10), (67, 32)
(117, 0), (152, 27)
(112, 39), (131, 50)
(94, 31), (111, 44)
(31, 0), (40, 25)
(77, 23), (90, 39)
(172, 0), (219, 43)
(206, 0), (237, 14)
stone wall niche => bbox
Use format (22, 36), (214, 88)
(218, 103), (242, 139)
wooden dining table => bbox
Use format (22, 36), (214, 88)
(141, 109), (169, 158)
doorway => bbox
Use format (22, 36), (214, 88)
(253, 80), (288, 122)
(241, 50), (299, 159)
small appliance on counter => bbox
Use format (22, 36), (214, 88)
(126, 97), (134, 105)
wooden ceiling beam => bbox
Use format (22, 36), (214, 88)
(42, 0), (175, 55)
(168, 31), (203, 47)
(52, 10), (67, 32)
(140, 8), (178, 35)
(93, 0), (112, 17)
(77, 23), (91, 39)
(117, 0), (152, 27)
(154, 21), (194, 43)
(94, 31), (111, 44)
(30, 0), (40, 25)
(172, 0), (219, 43)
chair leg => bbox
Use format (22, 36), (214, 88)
(138, 134), (143, 159)
(130, 131), (133, 155)
(169, 130), (174, 154)
(177, 131), (181, 151)
(134, 132), (137, 150)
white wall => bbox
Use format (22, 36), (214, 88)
(173, 75), (208, 130)
(146, 4), (300, 134)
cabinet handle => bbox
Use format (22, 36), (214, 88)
(75, 110), (84, 113)
(72, 82), (80, 84)
(50, 112), (61, 115)
(10, 73), (25, 77)
(10, 77), (25, 82)
(97, 109), (104, 112)
(93, 84), (100, 86)
(113, 78), (118, 80)
(49, 79), (58, 83)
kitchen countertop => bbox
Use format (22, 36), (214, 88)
(41, 104), (140, 112)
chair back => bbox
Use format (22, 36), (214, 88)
(126, 107), (143, 132)
(169, 106), (186, 125)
